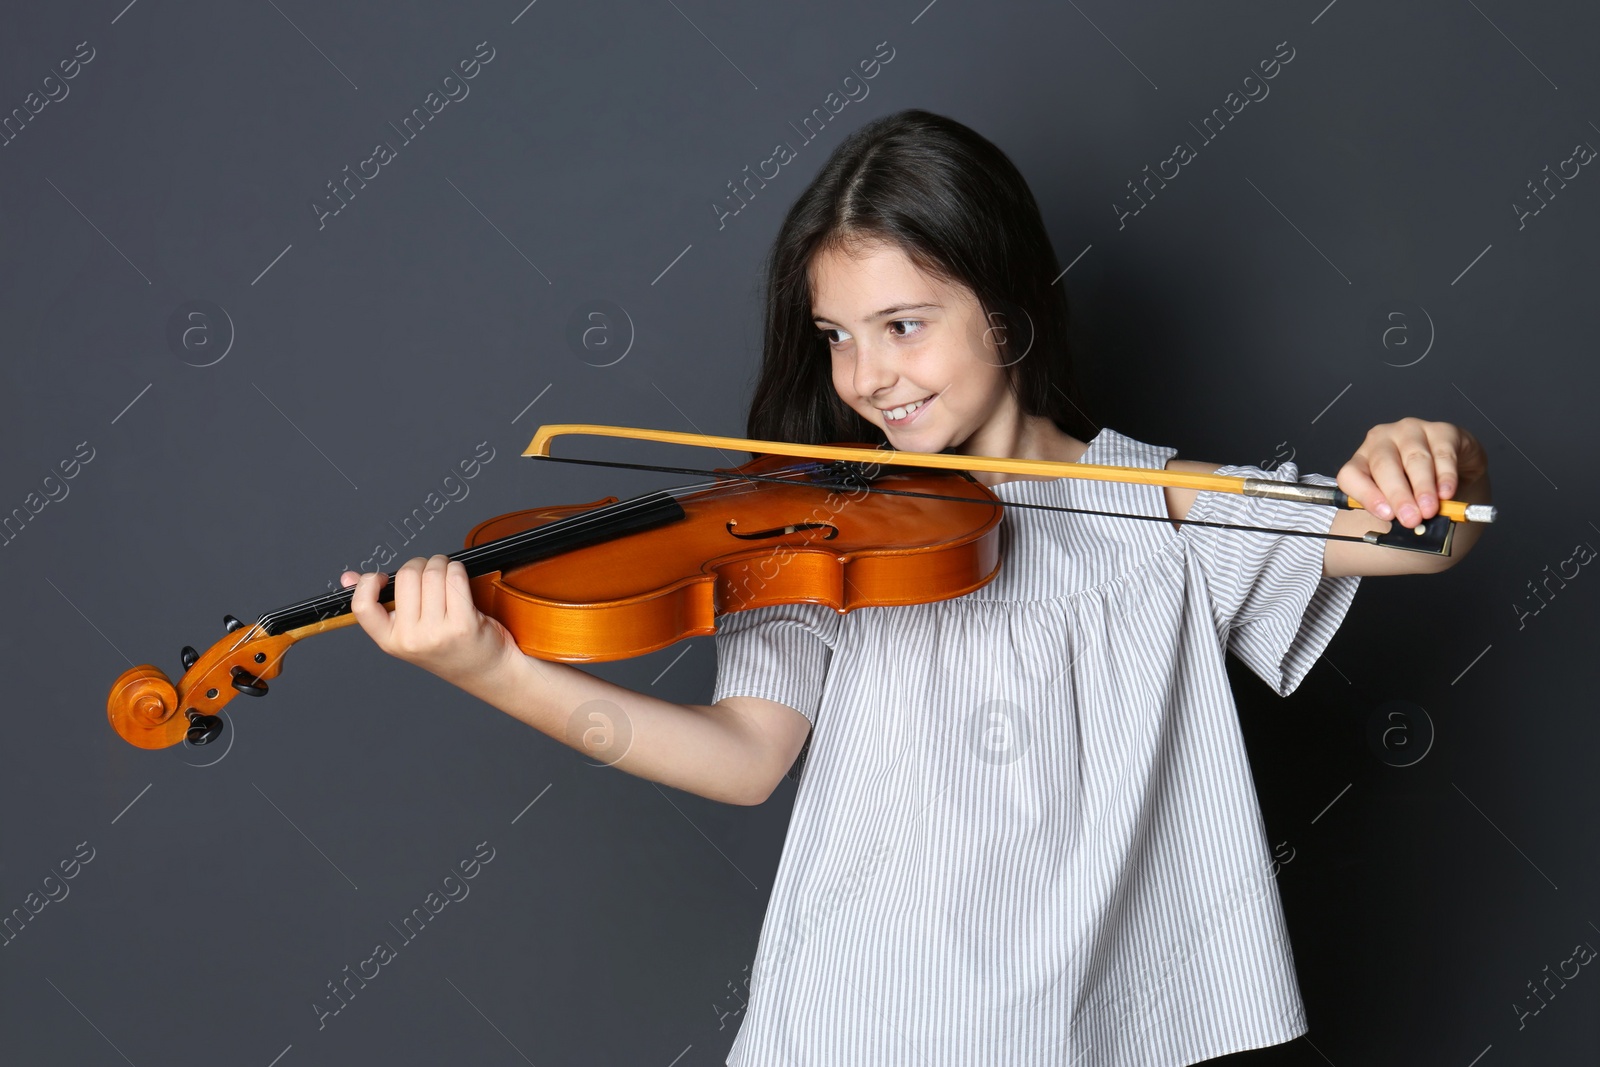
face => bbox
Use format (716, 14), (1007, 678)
(811, 238), (1019, 454)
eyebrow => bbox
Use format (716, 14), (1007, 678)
(812, 303), (941, 324)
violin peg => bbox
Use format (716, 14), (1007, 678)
(180, 645), (199, 670)
(185, 708), (226, 746)
(230, 666), (268, 697)
(223, 614), (244, 633)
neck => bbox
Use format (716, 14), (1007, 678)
(952, 407), (1090, 488)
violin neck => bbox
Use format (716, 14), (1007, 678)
(252, 490), (688, 635)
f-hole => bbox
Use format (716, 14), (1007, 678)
(726, 520), (839, 541)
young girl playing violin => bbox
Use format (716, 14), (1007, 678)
(342, 110), (1491, 1065)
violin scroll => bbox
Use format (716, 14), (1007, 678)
(106, 665), (181, 749)
(106, 622), (297, 750)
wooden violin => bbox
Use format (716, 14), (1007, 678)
(106, 443), (1004, 750)
(106, 422), (1496, 750)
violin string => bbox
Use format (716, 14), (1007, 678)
(244, 490), (688, 639)
(525, 454), (1381, 542)
(251, 480), (745, 634)
(242, 464), (830, 641)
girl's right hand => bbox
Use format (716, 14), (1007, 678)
(340, 555), (522, 683)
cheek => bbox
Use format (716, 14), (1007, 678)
(830, 357), (855, 403)
(941, 355), (989, 399)
(940, 364), (1006, 418)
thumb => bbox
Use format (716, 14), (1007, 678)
(346, 570), (395, 647)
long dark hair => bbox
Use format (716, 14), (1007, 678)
(747, 108), (1095, 447)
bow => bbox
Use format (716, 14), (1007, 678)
(522, 424), (1497, 557)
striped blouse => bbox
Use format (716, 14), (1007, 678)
(712, 426), (1363, 1066)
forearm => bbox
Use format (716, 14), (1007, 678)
(444, 645), (770, 805)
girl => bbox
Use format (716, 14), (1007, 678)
(342, 110), (1491, 1065)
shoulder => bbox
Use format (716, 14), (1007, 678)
(1161, 457), (1223, 530)
(1088, 429), (1220, 530)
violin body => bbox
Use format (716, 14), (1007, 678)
(465, 450), (1004, 663)
(106, 448), (1003, 749)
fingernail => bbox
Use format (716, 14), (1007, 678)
(1419, 493), (1435, 511)
(1376, 501), (1393, 519)
(1400, 505), (1419, 525)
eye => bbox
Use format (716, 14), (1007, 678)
(818, 326), (852, 346)
(889, 319), (926, 339)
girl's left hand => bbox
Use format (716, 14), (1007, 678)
(1336, 417), (1489, 528)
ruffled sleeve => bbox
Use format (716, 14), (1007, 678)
(1178, 461), (1362, 697)
(711, 602), (841, 724)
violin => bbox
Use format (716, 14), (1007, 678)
(106, 423), (1497, 751)
(105, 438), (1004, 750)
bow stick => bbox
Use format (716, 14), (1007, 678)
(523, 424), (1496, 557)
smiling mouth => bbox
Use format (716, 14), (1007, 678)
(881, 393), (936, 424)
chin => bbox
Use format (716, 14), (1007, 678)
(888, 425), (946, 451)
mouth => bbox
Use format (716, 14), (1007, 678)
(879, 393), (936, 426)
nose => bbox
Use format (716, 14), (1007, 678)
(852, 334), (897, 400)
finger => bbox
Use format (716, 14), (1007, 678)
(1356, 438), (1408, 524)
(1371, 420), (1438, 527)
(420, 555), (452, 626)
(348, 570), (395, 645)
(1337, 459), (1389, 523)
(1430, 425), (1462, 501)
(1365, 438), (1421, 525)
(1391, 428), (1443, 524)
(339, 569), (360, 589)
(442, 559), (476, 624)
(391, 557), (428, 630)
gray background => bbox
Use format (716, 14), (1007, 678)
(2, 1), (1596, 1064)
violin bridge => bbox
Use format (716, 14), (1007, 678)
(820, 460), (879, 490)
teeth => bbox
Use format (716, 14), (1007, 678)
(888, 396), (930, 421)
